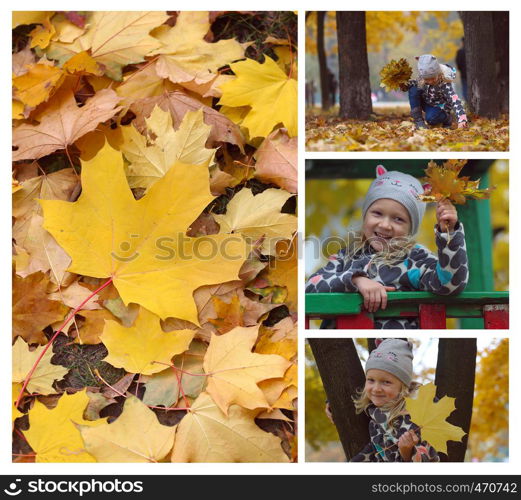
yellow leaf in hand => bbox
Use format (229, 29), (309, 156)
(24, 390), (102, 462)
(101, 307), (194, 375)
(214, 188), (296, 255)
(218, 56), (297, 139)
(204, 325), (290, 414)
(379, 58), (413, 92)
(171, 392), (289, 462)
(405, 383), (466, 455)
(419, 160), (494, 205)
(121, 106), (215, 190)
(12, 337), (68, 396)
(40, 143), (249, 325)
(79, 396), (175, 462)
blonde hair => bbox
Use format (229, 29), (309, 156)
(353, 381), (421, 430)
(343, 227), (417, 268)
(418, 72), (452, 87)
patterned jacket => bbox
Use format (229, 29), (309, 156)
(351, 404), (440, 462)
(305, 223), (468, 329)
(412, 76), (467, 125)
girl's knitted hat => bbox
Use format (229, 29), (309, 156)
(362, 165), (426, 235)
(366, 338), (413, 387)
(416, 54), (441, 79)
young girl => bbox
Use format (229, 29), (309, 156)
(401, 54), (468, 130)
(305, 165), (468, 329)
(350, 339), (439, 462)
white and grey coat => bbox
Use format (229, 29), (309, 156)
(305, 223), (468, 329)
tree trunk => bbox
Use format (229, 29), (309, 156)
(336, 11), (372, 120)
(308, 338), (369, 460)
(492, 11), (509, 114)
(460, 12), (500, 118)
(317, 11), (331, 111)
(435, 338), (477, 462)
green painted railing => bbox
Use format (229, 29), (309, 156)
(305, 291), (509, 329)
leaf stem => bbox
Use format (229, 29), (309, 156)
(15, 277), (114, 409)
(153, 360), (208, 377)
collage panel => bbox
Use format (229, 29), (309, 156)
(305, 159), (508, 330)
(305, 11), (509, 152)
(305, 337), (508, 463)
(12, 11), (297, 464)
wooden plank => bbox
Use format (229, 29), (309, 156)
(419, 304), (447, 329)
(483, 304), (509, 329)
(336, 313), (374, 329)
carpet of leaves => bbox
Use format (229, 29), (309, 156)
(12, 10), (297, 464)
(306, 106), (509, 152)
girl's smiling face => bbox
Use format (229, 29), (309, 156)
(363, 198), (411, 252)
(365, 369), (403, 407)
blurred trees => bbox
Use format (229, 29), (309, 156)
(469, 339), (508, 461)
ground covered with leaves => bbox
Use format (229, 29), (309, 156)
(306, 106), (509, 152)
(12, 11), (297, 463)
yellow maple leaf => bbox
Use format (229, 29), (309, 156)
(171, 392), (289, 462)
(29, 15), (56, 49)
(79, 395), (175, 462)
(150, 11), (247, 87)
(101, 307), (195, 375)
(12, 337), (68, 396)
(13, 63), (65, 108)
(24, 390), (103, 462)
(12, 88), (122, 161)
(418, 160), (495, 205)
(379, 58), (413, 92)
(45, 11), (169, 80)
(203, 325), (290, 414)
(40, 142), (249, 325)
(121, 106), (215, 189)
(405, 383), (466, 455)
(213, 187), (296, 255)
(218, 56), (297, 139)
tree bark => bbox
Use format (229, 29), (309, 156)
(317, 11), (332, 111)
(460, 12), (500, 118)
(308, 338), (369, 460)
(492, 11), (509, 114)
(435, 338), (477, 462)
(336, 11), (372, 119)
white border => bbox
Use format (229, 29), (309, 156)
(3, 0), (519, 477)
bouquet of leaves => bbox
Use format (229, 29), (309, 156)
(418, 160), (495, 205)
(379, 58), (413, 92)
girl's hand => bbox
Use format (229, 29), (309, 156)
(436, 199), (458, 232)
(352, 277), (395, 312)
(325, 402), (334, 424)
(458, 121), (468, 129)
(398, 429), (420, 461)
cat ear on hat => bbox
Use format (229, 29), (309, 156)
(376, 165), (387, 177)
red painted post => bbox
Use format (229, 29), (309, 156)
(419, 304), (447, 329)
(305, 316), (310, 329)
(483, 305), (509, 329)
(336, 313), (374, 329)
